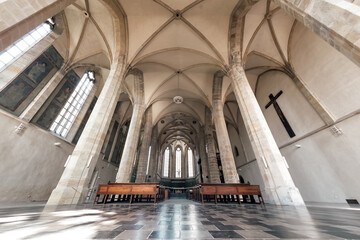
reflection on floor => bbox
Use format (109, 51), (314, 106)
(0, 199), (360, 239)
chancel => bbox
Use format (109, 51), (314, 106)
(0, 0), (360, 239)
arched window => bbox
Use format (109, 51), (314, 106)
(0, 19), (54, 72)
(188, 148), (194, 177)
(50, 71), (94, 137)
(176, 147), (181, 178)
(146, 146), (152, 175)
(163, 147), (170, 177)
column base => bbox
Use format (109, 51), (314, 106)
(262, 185), (305, 206)
(46, 185), (87, 206)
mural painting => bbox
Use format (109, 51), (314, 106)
(36, 103), (61, 129)
(0, 76), (34, 111)
(0, 45), (64, 114)
(36, 70), (80, 129)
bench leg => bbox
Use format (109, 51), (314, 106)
(130, 195), (133, 204)
(215, 195), (217, 204)
(103, 194), (108, 206)
(201, 194), (204, 204)
(237, 195), (241, 204)
(154, 194), (157, 204)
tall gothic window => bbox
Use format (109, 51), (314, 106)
(188, 148), (194, 177)
(176, 147), (181, 178)
(146, 146), (152, 175)
(50, 71), (94, 137)
(163, 147), (170, 177)
(0, 19), (54, 72)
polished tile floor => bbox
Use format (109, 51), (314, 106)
(0, 199), (360, 239)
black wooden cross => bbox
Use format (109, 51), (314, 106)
(265, 90), (296, 138)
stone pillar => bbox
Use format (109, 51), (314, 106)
(182, 147), (186, 178)
(147, 125), (158, 182)
(273, 0), (360, 68)
(229, 64), (304, 205)
(199, 127), (210, 183)
(213, 71), (239, 183)
(116, 69), (145, 182)
(46, 58), (125, 205)
(135, 107), (153, 182)
(157, 149), (163, 180)
(0, 0), (76, 51)
(116, 103), (145, 182)
(205, 108), (221, 183)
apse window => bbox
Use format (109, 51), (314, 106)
(0, 19), (54, 72)
(50, 71), (94, 137)
(163, 147), (170, 177)
(188, 148), (194, 177)
(176, 147), (181, 178)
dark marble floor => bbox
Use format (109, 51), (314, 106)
(0, 199), (360, 239)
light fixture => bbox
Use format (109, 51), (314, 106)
(173, 70), (183, 104)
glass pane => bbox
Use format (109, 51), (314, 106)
(56, 126), (63, 134)
(50, 124), (56, 131)
(8, 46), (21, 57)
(15, 40), (29, 51)
(30, 30), (41, 40)
(60, 109), (66, 116)
(65, 112), (71, 119)
(23, 35), (36, 45)
(0, 52), (13, 63)
(37, 26), (48, 36)
(60, 118), (67, 127)
(55, 115), (62, 123)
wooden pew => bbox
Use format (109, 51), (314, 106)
(93, 183), (161, 205)
(199, 183), (264, 205)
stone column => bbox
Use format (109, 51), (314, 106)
(46, 58), (125, 205)
(157, 149), (163, 180)
(192, 150), (197, 178)
(135, 107), (153, 182)
(116, 69), (145, 182)
(182, 147), (186, 178)
(229, 64), (304, 205)
(213, 71), (239, 183)
(183, 147), (189, 178)
(0, 0), (75, 51)
(199, 128), (210, 183)
(116, 103), (145, 182)
(147, 125), (158, 182)
(205, 108), (221, 183)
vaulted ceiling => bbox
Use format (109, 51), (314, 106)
(54, 0), (299, 149)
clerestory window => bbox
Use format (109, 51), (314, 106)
(176, 147), (181, 178)
(188, 148), (194, 177)
(50, 71), (94, 137)
(163, 147), (170, 177)
(0, 19), (54, 72)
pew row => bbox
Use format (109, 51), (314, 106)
(197, 183), (265, 205)
(93, 183), (164, 205)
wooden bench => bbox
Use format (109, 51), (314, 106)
(93, 183), (161, 205)
(199, 183), (264, 205)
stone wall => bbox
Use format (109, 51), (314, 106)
(0, 110), (74, 203)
